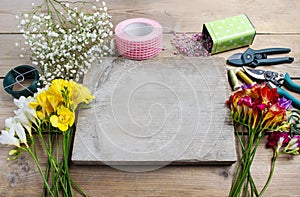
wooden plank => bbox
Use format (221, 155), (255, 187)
(0, 34), (31, 78)
(0, 0), (300, 195)
(0, 79), (15, 129)
(70, 138), (300, 197)
(72, 57), (236, 165)
(0, 0), (300, 33)
(1, 137), (300, 196)
(1, 34), (300, 78)
(0, 134), (53, 197)
(0, 79), (48, 196)
(69, 164), (235, 196)
(0, 147), (45, 197)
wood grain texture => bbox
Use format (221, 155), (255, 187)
(1, 0), (300, 196)
(1, 138), (300, 197)
(72, 57), (236, 165)
(0, 136), (50, 197)
(0, 0), (300, 33)
(1, 34), (300, 78)
(70, 138), (300, 197)
(0, 35), (31, 78)
(0, 79), (15, 129)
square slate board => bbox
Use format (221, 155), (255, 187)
(72, 57), (236, 166)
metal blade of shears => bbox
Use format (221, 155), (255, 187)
(227, 53), (243, 66)
(242, 66), (266, 80)
(228, 53), (242, 60)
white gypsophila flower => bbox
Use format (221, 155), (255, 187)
(17, 1), (113, 85)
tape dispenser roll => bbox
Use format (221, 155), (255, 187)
(115, 18), (163, 60)
(3, 65), (41, 98)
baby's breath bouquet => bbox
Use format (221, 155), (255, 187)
(0, 79), (95, 196)
(17, 0), (113, 85)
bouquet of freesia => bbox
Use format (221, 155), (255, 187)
(3, 0), (112, 196)
(227, 83), (300, 196)
(0, 79), (94, 196)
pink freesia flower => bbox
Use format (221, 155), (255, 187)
(267, 132), (290, 150)
(226, 83), (290, 131)
(226, 82), (293, 196)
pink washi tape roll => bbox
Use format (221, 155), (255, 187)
(115, 18), (163, 60)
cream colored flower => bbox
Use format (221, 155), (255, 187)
(13, 96), (38, 135)
(0, 129), (20, 147)
(5, 117), (27, 144)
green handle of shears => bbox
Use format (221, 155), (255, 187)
(284, 73), (300, 93)
(277, 86), (300, 109)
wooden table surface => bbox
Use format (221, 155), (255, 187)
(1, 0), (300, 196)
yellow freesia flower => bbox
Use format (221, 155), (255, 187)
(47, 94), (63, 112)
(49, 79), (74, 97)
(73, 83), (95, 110)
(36, 111), (44, 120)
(50, 106), (75, 132)
(30, 90), (54, 119)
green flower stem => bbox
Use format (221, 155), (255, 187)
(50, 132), (63, 196)
(246, 136), (262, 197)
(258, 150), (278, 197)
(231, 148), (254, 196)
(233, 133), (255, 196)
(230, 124), (246, 191)
(61, 127), (88, 197)
(28, 134), (53, 197)
(230, 124), (246, 195)
(249, 174), (258, 197)
(37, 132), (59, 195)
(24, 147), (55, 196)
(230, 144), (251, 195)
(62, 130), (74, 196)
(43, 123), (54, 196)
(46, 0), (65, 25)
(36, 126), (70, 196)
(229, 126), (263, 197)
(32, 135), (37, 159)
(35, 124), (85, 196)
(42, 153), (51, 197)
(246, 126), (259, 197)
(71, 178), (88, 197)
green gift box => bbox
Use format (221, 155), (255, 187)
(202, 14), (256, 54)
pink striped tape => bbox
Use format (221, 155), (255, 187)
(115, 18), (163, 60)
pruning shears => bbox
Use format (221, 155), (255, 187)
(243, 66), (300, 109)
(227, 47), (294, 67)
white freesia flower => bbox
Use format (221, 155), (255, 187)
(0, 129), (20, 147)
(13, 95), (26, 108)
(14, 109), (33, 135)
(13, 123), (27, 144)
(5, 117), (27, 144)
(13, 96), (38, 130)
(5, 117), (16, 128)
